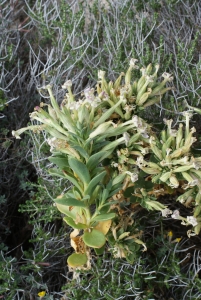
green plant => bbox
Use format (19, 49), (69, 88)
(131, 113), (201, 234)
(1, 1), (201, 298)
(13, 60), (201, 269)
(0, 243), (23, 300)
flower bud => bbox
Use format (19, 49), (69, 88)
(173, 165), (193, 173)
(89, 121), (113, 139)
(136, 90), (151, 106)
(176, 123), (183, 149)
(160, 171), (171, 183)
(114, 72), (124, 89)
(150, 144), (163, 160)
(169, 175), (179, 188)
(141, 167), (161, 175)
(137, 75), (146, 92)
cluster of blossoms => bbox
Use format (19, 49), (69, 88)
(162, 208), (198, 226)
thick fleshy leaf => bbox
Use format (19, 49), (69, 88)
(101, 188), (110, 203)
(108, 187), (122, 198)
(48, 157), (69, 169)
(55, 203), (79, 218)
(94, 98), (124, 127)
(92, 213), (116, 222)
(54, 197), (86, 207)
(67, 253), (88, 267)
(91, 166), (105, 178)
(101, 137), (125, 151)
(63, 173), (83, 193)
(63, 216), (87, 229)
(84, 171), (107, 196)
(86, 151), (109, 171)
(82, 229), (106, 248)
(68, 157), (90, 187)
(48, 168), (67, 178)
(94, 220), (112, 235)
(73, 145), (89, 160)
(112, 173), (126, 186)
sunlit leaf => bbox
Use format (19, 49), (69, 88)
(67, 253), (87, 267)
(92, 213), (116, 222)
(83, 229), (106, 248)
(69, 157), (90, 187)
(62, 173), (83, 193)
(73, 145), (89, 160)
(54, 197), (86, 207)
(86, 151), (109, 171)
(94, 220), (112, 235)
(84, 171), (107, 196)
(48, 156), (69, 169)
(63, 216), (87, 229)
(55, 203), (79, 218)
(112, 173), (126, 186)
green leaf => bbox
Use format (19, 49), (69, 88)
(86, 151), (109, 171)
(112, 173), (126, 186)
(67, 253), (87, 267)
(118, 232), (130, 240)
(92, 140), (109, 152)
(124, 186), (134, 198)
(73, 145), (89, 160)
(124, 170), (154, 195)
(84, 171), (107, 196)
(145, 200), (167, 211)
(55, 203), (79, 218)
(94, 98), (124, 127)
(68, 157), (90, 187)
(129, 195), (139, 204)
(91, 166), (105, 178)
(101, 137), (125, 151)
(48, 168), (67, 178)
(48, 156), (69, 169)
(82, 229), (106, 248)
(101, 201), (118, 208)
(92, 213), (116, 222)
(54, 197), (86, 207)
(109, 187), (122, 198)
(99, 206), (110, 214)
(94, 245), (105, 255)
(63, 216), (87, 229)
(62, 173), (83, 193)
(101, 188), (110, 203)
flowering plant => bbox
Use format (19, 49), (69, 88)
(13, 60), (201, 268)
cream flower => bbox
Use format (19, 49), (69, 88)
(98, 70), (106, 80)
(123, 132), (130, 146)
(126, 171), (138, 183)
(171, 210), (180, 219)
(161, 208), (172, 217)
(162, 72), (173, 82)
(187, 216), (198, 227)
